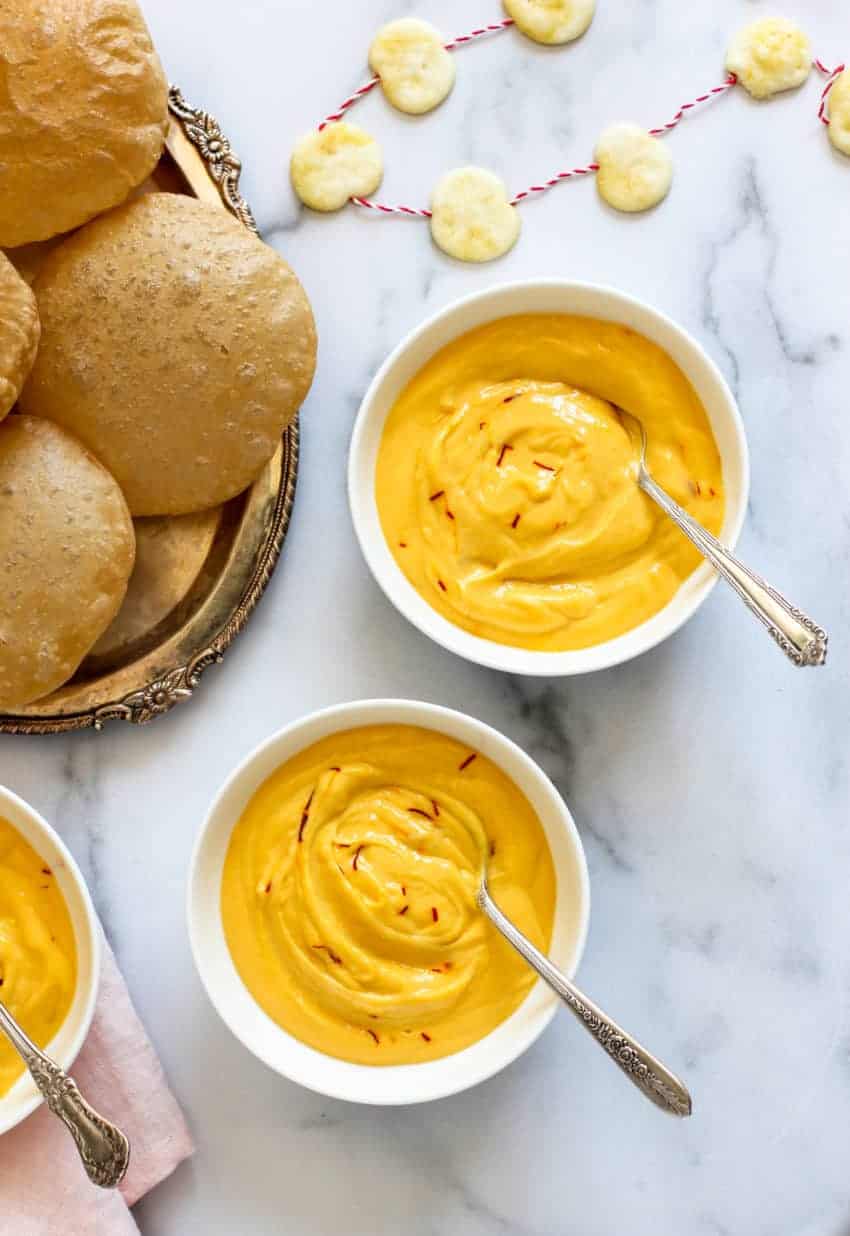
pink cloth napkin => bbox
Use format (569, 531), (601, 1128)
(0, 938), (193, 1235)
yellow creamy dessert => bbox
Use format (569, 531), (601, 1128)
(376, 314), (725, 651)
(0, 818), (77, 1096)
(221, 724), (558, 1065)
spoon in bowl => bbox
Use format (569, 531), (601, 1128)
(476, 872), (692, 1116)
(617, 408), (827, 666)
(0, 997), (130, 1187)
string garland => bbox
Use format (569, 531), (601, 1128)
(290, 9), (847, 260)
(348, 65), (739, 217)
(815, 58), (846, 125)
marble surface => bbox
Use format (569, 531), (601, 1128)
(4, 1), (850, 1232)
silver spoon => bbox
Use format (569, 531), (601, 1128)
(476, 873), (692, 1116)
(618, 408), (827, 666)
(0, 998), (130, 1187)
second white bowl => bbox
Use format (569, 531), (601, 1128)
(188, 699), (590, 1105)
(349, 279), (750, 676)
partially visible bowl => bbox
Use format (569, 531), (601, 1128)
(0, 786), (100, 1135)
(188, 698), (590, 1105)
(348, 279), (750, 676)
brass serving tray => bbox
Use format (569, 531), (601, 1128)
(0, 88), (299, 733)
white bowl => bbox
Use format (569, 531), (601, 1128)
(349, 280), (750, 675)
(188, 699), (590, 1106)
(0, 786), (100, 1135)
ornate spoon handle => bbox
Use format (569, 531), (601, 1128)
(0, 1000), (130, 1188)
(638, 468), (827, 666)
(477, 883), (692, 1117)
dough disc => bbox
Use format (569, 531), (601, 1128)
(503, 0), (595, 46)
(430, 167), (521, 263)
(369, 18), (455, 115)
(725, 18), (811, 100)
(595, 124), (673, 213)
(291, 123), (383, 212)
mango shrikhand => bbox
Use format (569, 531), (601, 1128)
(221, 725), (560, 1065)
(376, 314), (725, 651)
(0, 818), (77, 1096)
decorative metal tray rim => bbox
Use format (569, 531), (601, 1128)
(0, 87), (299, 734)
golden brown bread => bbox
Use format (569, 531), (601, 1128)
(0, 415), (135, 710)
(0, 253), (40, 422)
(0, 0), (168, 246)
(22, 193), (318, 515)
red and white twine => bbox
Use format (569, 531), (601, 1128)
(648, 73), (737, 135)
(443, 17), (514, 50)
(318, 76), (381, 131)
(351, 196), (432, 218)
(814, 58), (845, 125)
(314, 19), (843, 220)
(510, 162), (598, 206)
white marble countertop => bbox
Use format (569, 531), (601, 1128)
(4, 1), (850, 1232)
